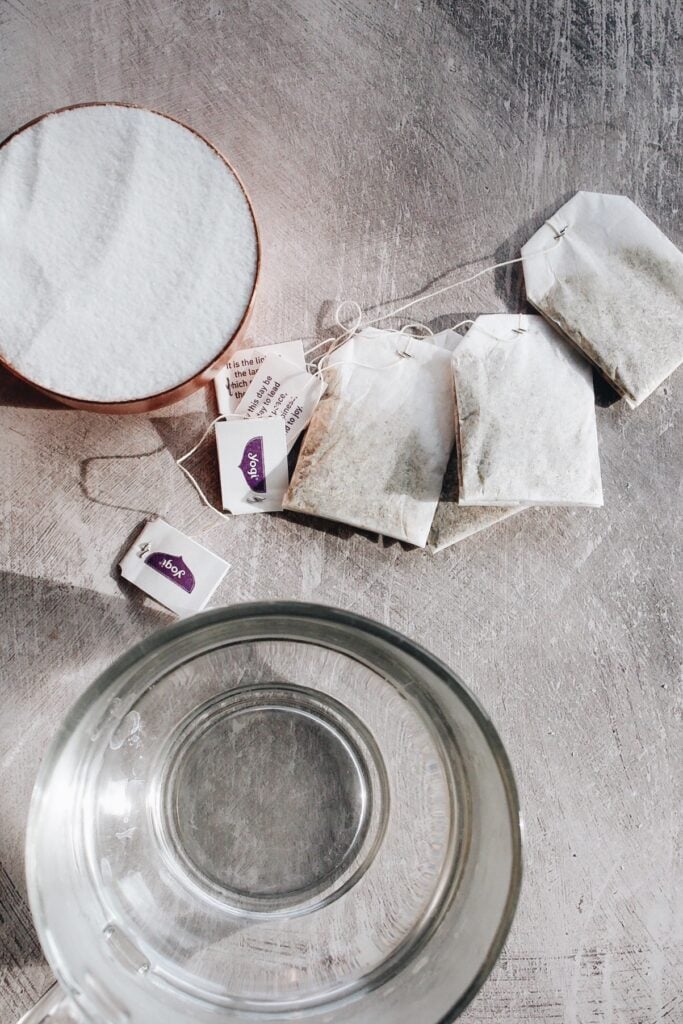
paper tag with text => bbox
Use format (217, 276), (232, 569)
(216, 416), (289, 514)
(120, 519), (230, 617)
(214, 340), (307, 414)
(234, 354), (326, 451)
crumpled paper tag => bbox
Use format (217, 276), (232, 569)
(453, 314), (603, 507)
(235, 353), (326, 452)
(214, 340), (307, 414)
(522, 191), (683, 408)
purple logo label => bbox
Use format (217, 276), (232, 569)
(238, 436), (266, 492)
(145, 551), (195, 593)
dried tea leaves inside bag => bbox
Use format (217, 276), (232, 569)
(428, 448), (524, 551)
(522, 191), (683, 408)
(453, 314), (603, 507)
(284, 328), (454, 547)
(425, 327), (525, 550)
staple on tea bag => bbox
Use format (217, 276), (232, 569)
(522, 191), (683, 408)
(285, 327), (455, 547)
(453, 314), (603, 507)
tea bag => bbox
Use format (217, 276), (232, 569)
(522, 191), (683, 407)
(453, 314), (603, 507)
(284, 327), (455, 547)
(428, 448), (524, 551)
(423, 326), (524, 549)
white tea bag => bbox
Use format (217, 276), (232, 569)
(429, 449), (524, 551)
(428, 327), (466, 352)
(423, 327), (525, 550)
(216, 416), (289, 514)
(453, 314), (603, 507)
(120, 518), (230, 617)
(523, 191), (683, 407)
(214, 340), (307, 414)
(284, 328), (454, 547)
(235, 353), (326, 451)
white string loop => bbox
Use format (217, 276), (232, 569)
(449, 318), (475, 333)
(304, 235), (563, 365)
(399, 321), (433, 337)
(176, 415), (232, 522)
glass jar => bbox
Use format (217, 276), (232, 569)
(23, 602), (521, 1023)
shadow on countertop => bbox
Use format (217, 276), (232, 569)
(0, 363), (61, 410)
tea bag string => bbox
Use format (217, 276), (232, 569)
(176, 415), (232, 522)
(306, 232), (565, 370)
(177, 230), (566, 515)
(309, 316), (477, 376)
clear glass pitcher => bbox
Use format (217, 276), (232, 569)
(21, 603), (521, 1023)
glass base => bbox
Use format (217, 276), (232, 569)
(158, 685), (383, 911)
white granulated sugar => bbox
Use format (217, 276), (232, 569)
(0, 105), (257, 402)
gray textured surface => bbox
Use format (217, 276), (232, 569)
(0, 1), (681, 1021)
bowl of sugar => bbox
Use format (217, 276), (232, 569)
(0, 103), (259, 412)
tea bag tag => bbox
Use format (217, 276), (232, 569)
(120, 518), (230, 617)
(214, 340), (307, 415)
(235, 353), (326, 451)
(216, 416), (289, 514)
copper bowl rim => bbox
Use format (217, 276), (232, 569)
(0, 101), (261, 414)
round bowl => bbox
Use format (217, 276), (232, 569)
(0, 102), (260, 413)
(26, 602), (521, 1023)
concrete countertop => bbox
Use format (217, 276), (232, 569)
(1, 1), (681, 1021)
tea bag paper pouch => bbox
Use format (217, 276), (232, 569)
(429, 448), (524, 552)
(284, 327), (455, 547)
(522, 191), (683, 407)
(215, 340), (307, 415)
(453, 314), (603, 507)
(428, 328), (467, 353)
(120, 518), (230, 617)
(235, 353), (326, 451)
(216, 416), (289, 514)
(418, 327), (524, 550)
